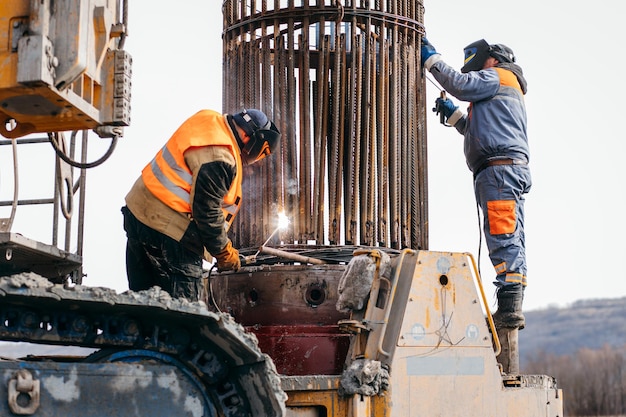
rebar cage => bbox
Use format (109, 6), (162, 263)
(222, 0), (428, 251)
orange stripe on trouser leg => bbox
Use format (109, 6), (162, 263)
(487, 200), (516, 235)
(504, 272), (525, 285)
(494, 262), (506, 274)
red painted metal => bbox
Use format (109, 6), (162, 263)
(252, 325), (351, 376)
(211, 264), (351, 375)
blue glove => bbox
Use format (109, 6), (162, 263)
(421, 37), (438, 67)
(433, 96), (460, 125)
(434, 97), (458, 119)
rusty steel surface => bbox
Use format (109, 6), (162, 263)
(211, 263), (349, 325)
(210, 263), (351, 375)
(222, 0), (428, 251)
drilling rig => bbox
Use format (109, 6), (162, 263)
(0, 1), (562, 416)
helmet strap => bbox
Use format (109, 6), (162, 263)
(226, 114), (246, 150)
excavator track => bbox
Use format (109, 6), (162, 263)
(0, 273), (286, 417)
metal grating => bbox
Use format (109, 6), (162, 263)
(0, 233), (81, 282)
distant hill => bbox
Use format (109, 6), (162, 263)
(520, 296), (626, 366)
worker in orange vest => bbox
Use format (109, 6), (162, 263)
(122, 108), (280, 301)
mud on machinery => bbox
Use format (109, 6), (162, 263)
(0, 1), (562, 416)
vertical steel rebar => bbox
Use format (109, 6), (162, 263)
(298, 26), (312, 242)
(328, 22), (342, 245)
(351, 32), (363, 244)
(344, 5), (358, 245)
(222, 1), (427, 251)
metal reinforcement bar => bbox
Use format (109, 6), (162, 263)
(222, 0), (428, 252)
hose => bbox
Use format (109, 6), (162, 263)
(53, 133), (74, 220)
(206, 265), (222, 313)
(117, 0), (129, 49)
(48, 131), (118, 169)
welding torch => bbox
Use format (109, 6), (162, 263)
(434, 90), (448, 125)
(240, 247), (325, 266)
(239, 212), (325, 266)
(426, 75), (451, 126)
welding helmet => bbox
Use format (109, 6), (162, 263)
(461, 39), (491, 73)
(232, 109), (281, 165)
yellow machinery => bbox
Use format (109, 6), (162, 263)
(0, 0), (130, 138)
(213, 250), (563, 417)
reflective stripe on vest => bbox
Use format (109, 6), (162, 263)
(141, 110), (243, 230)
(149, 144), (193, 203)
(222, 195), (241, 229)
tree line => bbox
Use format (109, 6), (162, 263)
(525, 344), (626, 416)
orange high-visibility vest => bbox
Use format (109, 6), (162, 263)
(141, 110), (243, 230)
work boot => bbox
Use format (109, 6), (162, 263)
(492, 284), (524, 375)
(492, 284), (525, 330)
(496, 327), (520, 375)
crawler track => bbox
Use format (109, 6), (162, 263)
(0, 273), (286, 417)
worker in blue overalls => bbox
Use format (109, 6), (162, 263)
(421, 37), (531, 375)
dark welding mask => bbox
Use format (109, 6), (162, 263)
(461, 39), (491, 73)
(232, 109), (281, 165)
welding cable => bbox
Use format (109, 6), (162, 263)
(117, 0), (128, 49)
(206, 265), (222, 313)
(475, 200), (485, 287)
(425, 74), (443, 91)
(48, 131), (118, 169)
(55, 140), (74, 220)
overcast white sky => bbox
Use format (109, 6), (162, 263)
(423, 0), (626, 311)
(2, 1), (624, 312)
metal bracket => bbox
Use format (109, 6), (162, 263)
(11, 19), (28, 52)
(8, 369), (41, 415)
(0, 219), (10, 233)
(338, 319), (370, 335)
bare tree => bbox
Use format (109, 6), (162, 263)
(525, 344), (626, 416)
